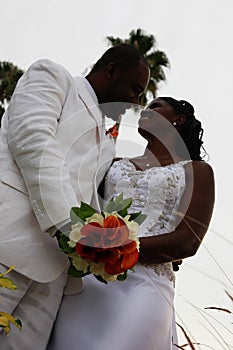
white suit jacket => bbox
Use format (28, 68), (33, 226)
(0, 59), (115, 283)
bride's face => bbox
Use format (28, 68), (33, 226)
(143, 98), (177, 122)
(138, 98), (178, 138)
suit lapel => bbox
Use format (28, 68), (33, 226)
(73, 76), (110, 211)
(74, 76), (103, 144)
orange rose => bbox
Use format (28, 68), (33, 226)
(76, 239), (97, 260)
(119, 240), (137, 254)
(121, 245), (139, 271)
(75, 215), (139, 276)
(105, 241), (139, 275)
(103, 215), (129, 248)
(76, 222), (104, 259)
(80, 222), (104, 248)
(94, 247), (121, 264)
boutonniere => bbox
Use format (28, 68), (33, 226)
(105, 123), (119, 138)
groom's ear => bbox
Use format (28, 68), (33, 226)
(105, 62), (120, 80)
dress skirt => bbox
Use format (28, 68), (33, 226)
(48, 264), (177, 350)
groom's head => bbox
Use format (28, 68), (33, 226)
(86, 44), (150, 120)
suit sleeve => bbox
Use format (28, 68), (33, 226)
(7, 59), (78, 232)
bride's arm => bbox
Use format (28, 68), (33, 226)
(138, 161), (215, 264)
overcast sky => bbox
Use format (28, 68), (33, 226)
(1, 1), (233, 348)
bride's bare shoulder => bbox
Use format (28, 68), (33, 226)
(185, 160), (214, 177)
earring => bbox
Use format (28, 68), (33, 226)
(173, 122), (177, 126)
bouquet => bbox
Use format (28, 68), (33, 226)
(58, 194), (146, 283)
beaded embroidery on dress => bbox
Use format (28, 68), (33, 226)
(104, 158), (191, 284)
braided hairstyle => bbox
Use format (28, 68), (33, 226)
(159, 97), (205, 161)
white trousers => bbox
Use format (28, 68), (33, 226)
(0, 265), (67, 350)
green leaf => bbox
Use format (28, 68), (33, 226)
(105, 193), (132, 214)
(58, 234), (75, 254)
(118, 208), (128, 217)
(60, 230), (70, 238)
(94, 274), (108, 284)
(129, 212), (147, 225)
(70, 202), (96, 223)
(117, 271), (127, 281)
(67, 264), (90, 278)
(70, 207), (83, 224)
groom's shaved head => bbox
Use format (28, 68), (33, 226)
(90, 44), (148, 74)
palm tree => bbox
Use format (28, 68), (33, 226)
(106, 28), (170, 106)
(0, 61), (24, 125)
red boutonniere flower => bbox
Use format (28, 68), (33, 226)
(105, 123), (119, 138)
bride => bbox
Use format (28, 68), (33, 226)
(47, 97), (215, 350)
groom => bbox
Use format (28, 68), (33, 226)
(0, 44), (149, 349)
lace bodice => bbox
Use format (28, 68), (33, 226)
(104, 158), (191, 283)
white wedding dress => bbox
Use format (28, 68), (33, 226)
(48, 158), (190, 350)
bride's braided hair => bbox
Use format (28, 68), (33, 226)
(159, 97), (205, 161)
